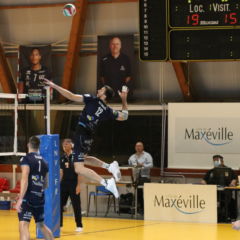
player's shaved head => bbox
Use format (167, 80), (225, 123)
(110, 37), (122, 45)
(109, 37), (122, 56)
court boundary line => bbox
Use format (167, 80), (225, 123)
(60, 222), (162, 237)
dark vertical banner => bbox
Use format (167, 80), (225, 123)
(139, 0), (167, 61)
(97, 35), (135, 101)
(18, 45), (52, 103)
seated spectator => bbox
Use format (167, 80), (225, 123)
(201, 155), (237, 222)
(128, 141), (153, 214)
(201, 155), (237, 186)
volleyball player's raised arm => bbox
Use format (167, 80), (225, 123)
(43, 78), (83, 102)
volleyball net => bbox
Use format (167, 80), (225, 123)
(0, 87), (51, 157)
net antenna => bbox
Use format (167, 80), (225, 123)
(0, 93), (26, 156)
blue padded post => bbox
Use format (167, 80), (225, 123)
(36, 134), (60, 238)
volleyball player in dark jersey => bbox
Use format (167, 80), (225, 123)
(18, 48), (52, 103)
(44, 79), (128, 198)
(16, 136), (54, 240)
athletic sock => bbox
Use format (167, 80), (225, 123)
(100, 179), (107, 187)
(102, 163), (110, 169)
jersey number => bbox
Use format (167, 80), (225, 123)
(33, 73), (38, 82)
(38, 160), (41, 172)
(95, 107), (103, 117)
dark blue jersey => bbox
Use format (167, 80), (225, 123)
(100, 53), (131, 92)
(20, 152), (49, 205)
(78, 94), (118, 133)
(19, 66), (52, 102)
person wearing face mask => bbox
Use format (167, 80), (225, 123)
(201, 155), (237, 222)
(201, 155), (237, 186)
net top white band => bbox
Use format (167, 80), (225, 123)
(0, 93), (27, 99)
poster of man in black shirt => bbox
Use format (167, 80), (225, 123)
(18, 45), (52, 103)
(97, 35), (134, 101)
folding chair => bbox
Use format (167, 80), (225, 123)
(87, 185), (116, 217)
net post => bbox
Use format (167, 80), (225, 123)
(44, 86), (51, 134)
(13, 95), (18, 154)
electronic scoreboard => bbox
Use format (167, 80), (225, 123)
(139, 0), (240, 61)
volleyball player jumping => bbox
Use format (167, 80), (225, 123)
(44, 79), (128, 198)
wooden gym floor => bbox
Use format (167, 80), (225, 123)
(0, 210), (240, 240)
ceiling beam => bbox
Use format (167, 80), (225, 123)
(172, 62), (193, 101)
(0, 0), (137, 10)
(60, 0), (88, 101)
(0, 43), (16, 93)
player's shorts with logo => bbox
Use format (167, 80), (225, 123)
(73, 124), (93, 163)
(18, 200), (44, 223)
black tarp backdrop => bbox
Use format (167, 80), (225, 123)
(69, 114), (168, 168)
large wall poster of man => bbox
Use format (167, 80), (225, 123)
(97, 35), (135, 101)
(18, 45), (52, 103)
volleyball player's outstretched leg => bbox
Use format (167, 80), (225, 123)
(85, 156), (121, 182)
(74, 162), (119, 198)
